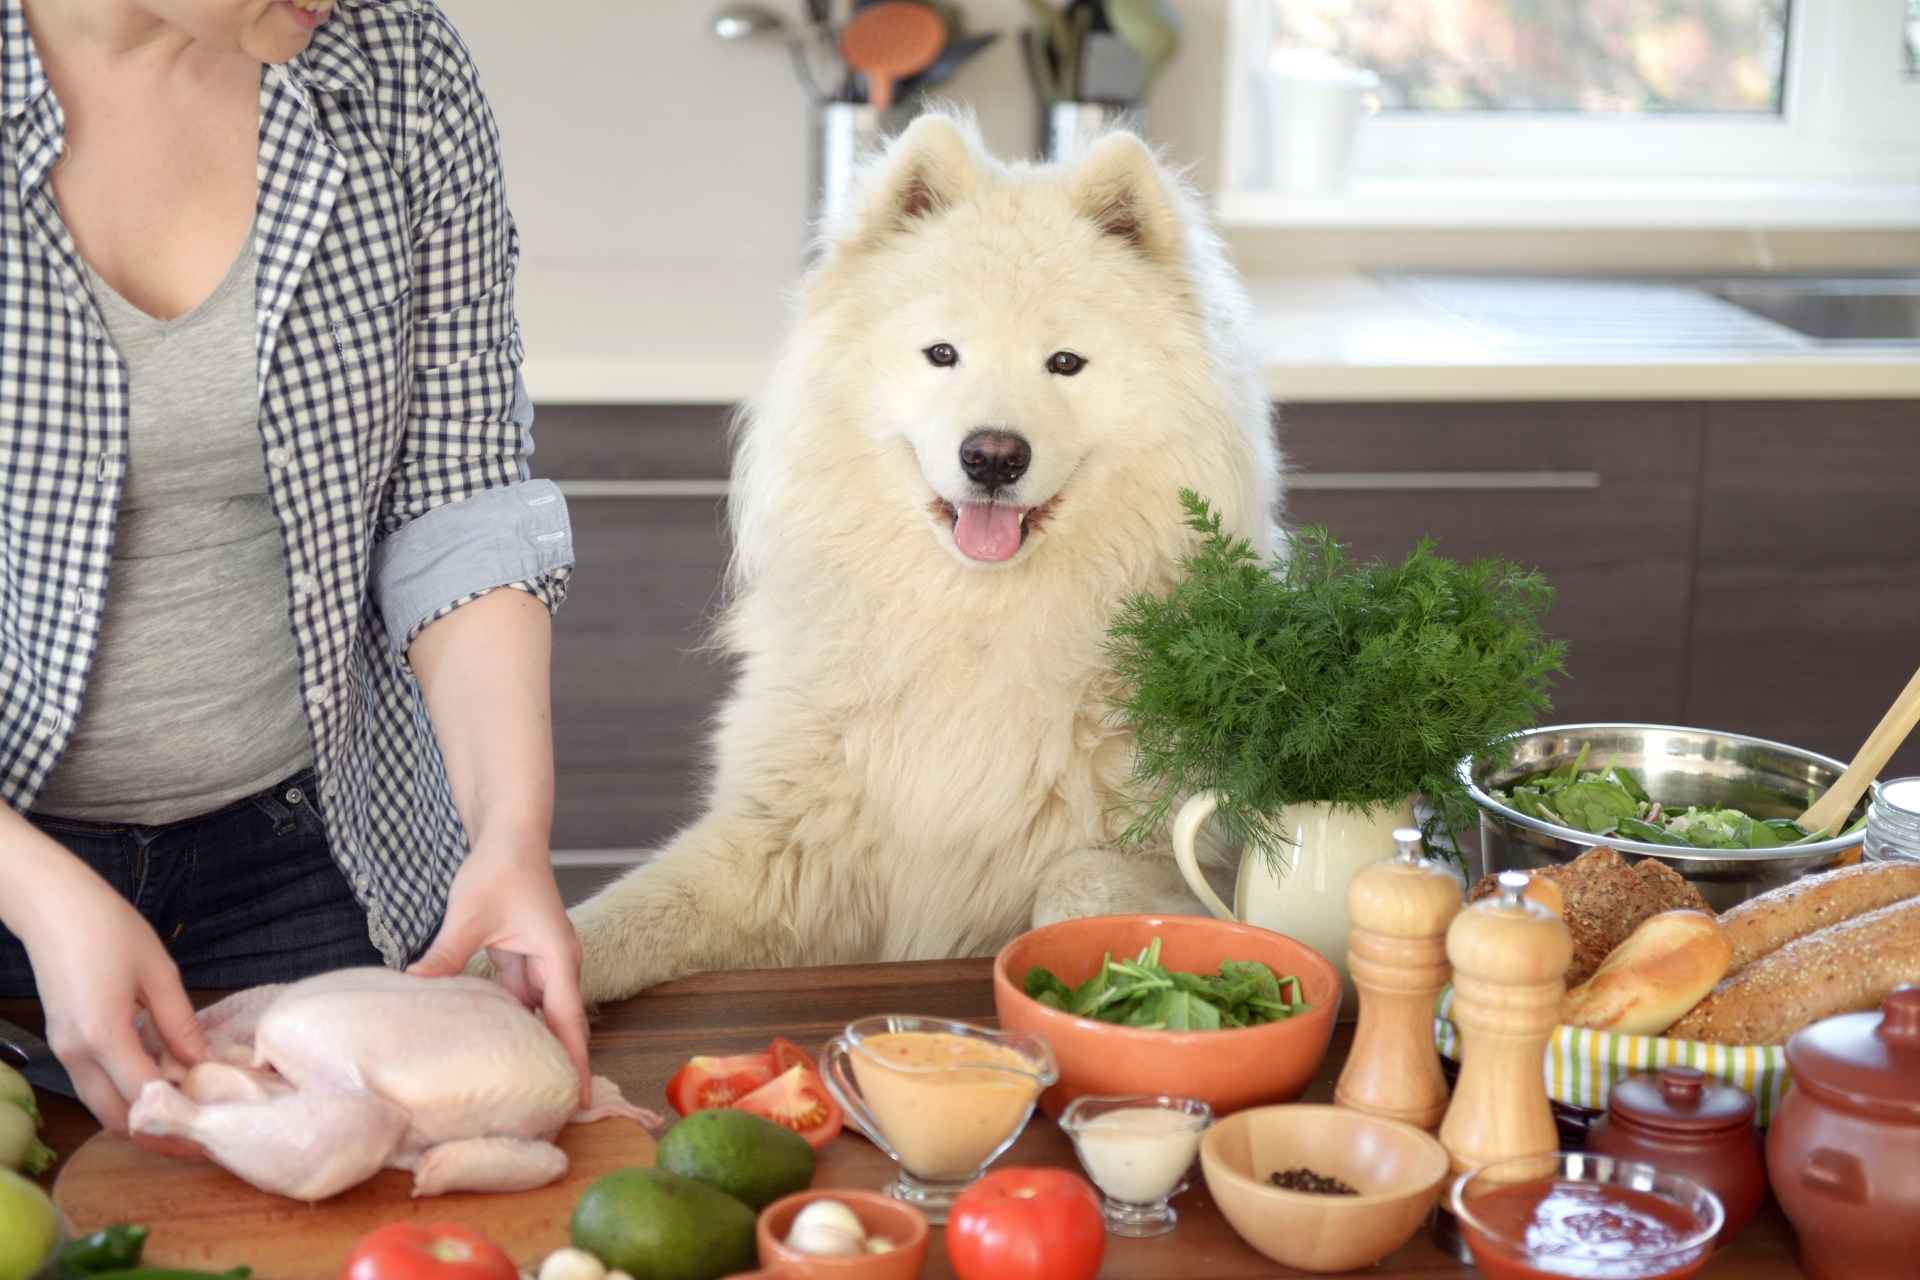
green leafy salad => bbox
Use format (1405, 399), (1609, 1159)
(1493, 745), (1859, 849)
(1022, 937), (1309, 1031)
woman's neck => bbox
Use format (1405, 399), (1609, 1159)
(22, 0), (201, 67)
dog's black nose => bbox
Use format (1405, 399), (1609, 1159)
(959, 430), (1031, 489)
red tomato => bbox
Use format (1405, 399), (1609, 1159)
(768, 1036), (818, 1075)
(733, 1064), (844, 1149)
(947, 1168), (1106, 1280)
(341, 1223), (518, 1280)
(664, 1052), (774, 1115)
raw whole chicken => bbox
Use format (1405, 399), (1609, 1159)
(127, 968), (662, 1201)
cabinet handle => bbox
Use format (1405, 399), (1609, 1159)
(553, 472), (1600, 499)
(553, 479), (730, 498)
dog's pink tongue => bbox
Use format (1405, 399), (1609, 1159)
(953, 502), (1025, 562)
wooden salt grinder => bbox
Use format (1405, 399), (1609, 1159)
(1334, 827), (1463, 1130)
(1437, 870), (1572, 1176)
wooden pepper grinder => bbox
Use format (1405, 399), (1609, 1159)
(1335, 827), (1463, 1130)
(1437, 870), (1572, 1176)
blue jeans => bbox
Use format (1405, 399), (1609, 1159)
(0, 768), (385, 997)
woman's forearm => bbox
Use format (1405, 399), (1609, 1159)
(406, 587), (556, 858)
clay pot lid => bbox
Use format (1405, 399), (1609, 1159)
(1784, 985), (1920, 1123)
(1610, 1066), (1754, 1134)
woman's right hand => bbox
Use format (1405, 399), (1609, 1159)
(0, 810), (207, 1136)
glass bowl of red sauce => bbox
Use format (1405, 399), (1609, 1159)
(1450, 1152), (1724, 1280)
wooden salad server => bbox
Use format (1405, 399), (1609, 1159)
(1335, 827), (1463, 1130)
(1798, 659), (1920, 838)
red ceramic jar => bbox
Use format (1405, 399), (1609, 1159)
(1586, 1066), (1764, 1246)
(1767, 986), (1920, 1280)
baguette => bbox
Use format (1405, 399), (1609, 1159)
(1562, 910), (1732, 1036)
(1667, 896), (1920, 1045)
(1718, 862), (1920, 974)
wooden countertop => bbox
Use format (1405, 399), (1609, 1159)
(3, 959), (1809, 1278)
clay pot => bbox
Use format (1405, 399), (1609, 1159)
(1767, 986), (1920, 1280)
(1586, 1066), (1764, 1246)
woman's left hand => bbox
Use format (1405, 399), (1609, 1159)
(407, 837), (591, 1104)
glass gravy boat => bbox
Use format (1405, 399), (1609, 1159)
(821, 1014), (1057, 1222)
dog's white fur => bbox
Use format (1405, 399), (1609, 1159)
(572, 114), (1279, 1003)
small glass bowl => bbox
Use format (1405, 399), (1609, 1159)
(1058, 1094), (1212, 1237)
(1451, 1152), (1725, 1280)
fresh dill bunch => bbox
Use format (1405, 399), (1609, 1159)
(1107, 491), (1566, 865)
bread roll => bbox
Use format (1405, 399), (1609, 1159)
(1472, 847), (1711, 985)
(1562, 910), (1732, 1036)
(1719, 862), (1920, 973)
(1667, 896), (1920, 1045)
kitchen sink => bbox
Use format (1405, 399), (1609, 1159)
(1705, 277), (1920, 344)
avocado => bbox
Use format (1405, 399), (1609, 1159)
(571, 1167), (757, 1280)
(656, 1108), (816, 1209)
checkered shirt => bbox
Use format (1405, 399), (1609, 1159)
(0, 0), (573, 964)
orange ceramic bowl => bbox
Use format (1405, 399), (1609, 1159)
(747, 1190), (930, 1280)
(992, 913), (1340, 1119)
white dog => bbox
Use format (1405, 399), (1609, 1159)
(572, 114), (1279, 1003)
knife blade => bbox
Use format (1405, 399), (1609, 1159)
(0, 1016), (78, 1100)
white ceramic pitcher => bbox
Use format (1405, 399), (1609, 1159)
(1171, 792), (1416, 1015)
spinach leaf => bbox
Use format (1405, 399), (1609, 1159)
(1551, 778), (1642, 834)
(1022, 937), (1307, 1032)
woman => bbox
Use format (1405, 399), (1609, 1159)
(0, 0), (588, 1137)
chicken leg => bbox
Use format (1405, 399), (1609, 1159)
(131, 1080), (409, 1202)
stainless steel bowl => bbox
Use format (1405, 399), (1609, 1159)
(1460, 723), (1868, 911)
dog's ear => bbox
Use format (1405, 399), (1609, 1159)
(843, 114), (985, 247)
(1068, 132), (1183, 262)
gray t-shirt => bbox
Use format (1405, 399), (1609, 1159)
(35, 237), (315, 824)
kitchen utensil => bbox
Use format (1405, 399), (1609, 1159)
(1437, 872), (1571, 1178)
(1586, 1067), (1766, 1247)
(1199, 1104), (1450, 1273)
(1464, 723), (1869, 911)
(0, 1016), (75, 1100)
(839, 2), (944, 111)
(1021, 25), (1059, 102)
(1075, 32), (1146, 103)
(54, 1118), (657, 1280)
(1172, 792), (1417, 1011)
(1102, 0), (1179, 86)
(1057, 1094), (1210, 1237)
(991, 913), (1340, 1119)
(1334, 828), (1463, 1131)
(1451, 1152), (1723, 1280)
(818, 1014), (1054, 1223)
(1767, 986), (1920, 1280)
(811, 102), (883, 231)
(1041, 100), (1133, 163)
(1797, 660), (1920, 836)
(712, 3), (787, 41)
(741, 1189), (930, 1279)
(898, 31), (998, 96)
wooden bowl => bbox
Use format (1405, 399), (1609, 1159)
(745, 1190), (929, 1279)
(1199, 1104), (1450, 1273)
(991, 914), (1340, 1119)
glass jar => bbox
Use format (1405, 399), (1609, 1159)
(1863, 776), (1920, 862)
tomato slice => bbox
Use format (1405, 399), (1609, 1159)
(768, 1036), (818, 1075)
(734, 1064), (844, 1149)
(664, 1052), (774, 1115)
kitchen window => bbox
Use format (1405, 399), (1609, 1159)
(1218, 0), (1920, 227)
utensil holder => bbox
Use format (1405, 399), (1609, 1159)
(810, 100), (924, 241)
(1042, 101), (1141, 164)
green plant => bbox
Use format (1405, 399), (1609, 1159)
(1108, 492), (1565, 864)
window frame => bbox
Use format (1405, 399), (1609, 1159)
(1218, 0), (1920, 228)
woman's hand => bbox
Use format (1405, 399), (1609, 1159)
(407, 836), (590, 1103)
(0, 812), (207, 1138)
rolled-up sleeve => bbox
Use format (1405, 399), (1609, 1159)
(373, 9), (570, 652)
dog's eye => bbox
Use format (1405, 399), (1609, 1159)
(924, 343), (959, 368)
(1046, 350), (1087, 376)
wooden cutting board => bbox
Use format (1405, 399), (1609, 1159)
(54, 1121), (657, 1279)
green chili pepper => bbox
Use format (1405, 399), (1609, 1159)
(59, 1225), (150, 1275)
(83, 1267), (250, 1280)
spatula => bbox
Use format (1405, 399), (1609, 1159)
(1797, 659), (1920, 837)
(1103, 0), (1180, 87)
(840, 1), (946, 111)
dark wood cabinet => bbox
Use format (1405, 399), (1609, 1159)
(533, 400), (1920, 878)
